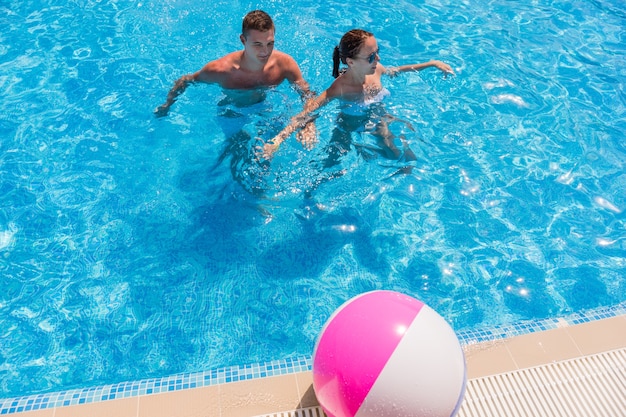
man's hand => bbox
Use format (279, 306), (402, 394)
(296, 121), (318, 150)
(154, 104), (170, 118)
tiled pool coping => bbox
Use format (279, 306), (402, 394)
(2, 302), (625, 415)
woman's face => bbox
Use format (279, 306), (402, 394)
(349, 36), (380, 74)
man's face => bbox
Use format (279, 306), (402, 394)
(241, 29), (275, 63)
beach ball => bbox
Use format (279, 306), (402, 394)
(312, 290), (466, 417)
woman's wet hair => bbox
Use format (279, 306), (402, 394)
(332, 29), (374, 78)
(242, 10), (274, 38)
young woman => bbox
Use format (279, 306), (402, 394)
(261, 29), (454, 166)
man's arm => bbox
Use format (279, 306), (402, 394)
(154, 60), (227, 118)
(261, 89), (332, 159)
(279, 54), (320, 149)
(295, 92), (319, 150)
(278, 52), (315, 100)
(154, 74), (196, 117)
(294, 83), (319, 150)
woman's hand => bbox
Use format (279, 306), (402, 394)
(261, 140), (280, 160)
(431, 60), (455, 75)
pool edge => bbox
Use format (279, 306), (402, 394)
(2, 302), (625, 416)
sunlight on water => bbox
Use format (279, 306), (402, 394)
(0, 0), (625, 398)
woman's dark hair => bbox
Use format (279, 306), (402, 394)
(332, 29), (373, 78)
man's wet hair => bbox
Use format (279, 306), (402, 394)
(242, 10), (275, 38)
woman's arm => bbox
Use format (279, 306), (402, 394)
(261, 91), (332, 159)
(385, 60), (454, 77)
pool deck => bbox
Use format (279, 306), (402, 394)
(9, 313), (626, 417)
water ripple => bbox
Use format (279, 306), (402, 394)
(1, 0), (625, 398)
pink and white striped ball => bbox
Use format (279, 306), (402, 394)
(312, 290), (466, 417)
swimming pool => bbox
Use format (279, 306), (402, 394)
(1, 0), (625, 403)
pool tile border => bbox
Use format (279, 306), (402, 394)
(1, 302), (625, 415)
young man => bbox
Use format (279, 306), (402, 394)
(154, 10), (313, 117)
(155, 11), (316, 196)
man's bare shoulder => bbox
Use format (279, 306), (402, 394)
(271, 50), (298, 67)
(269, 50), (304, 86)
(199, 51), (242, 74)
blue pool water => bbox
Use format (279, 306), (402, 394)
(1, 0), (625, 400)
